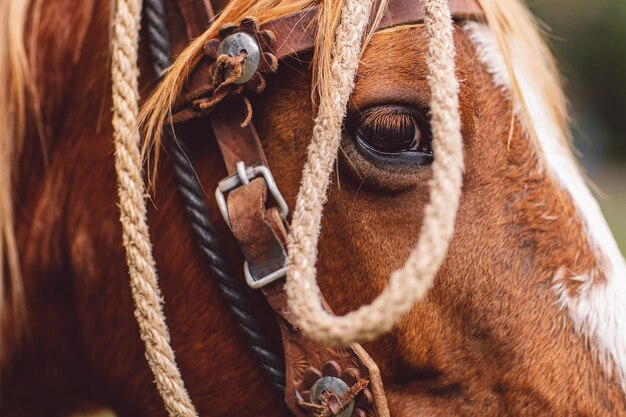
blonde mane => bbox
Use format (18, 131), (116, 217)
(1, 0), (568, 326)
(0, 0), (37, 330)
(139, 0), (569, 176)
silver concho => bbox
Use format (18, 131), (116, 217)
(217, 32), (261, 84)
(309, 376), (355, 417)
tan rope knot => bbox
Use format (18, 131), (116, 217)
(190, 52), (253, 127)
(193, 51), (247, 112)
(212, 51), (247, 88)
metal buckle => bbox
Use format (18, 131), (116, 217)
(244, 261), (287, 289)
(215, 161), (289, 230)
(215, 161), (289, 289)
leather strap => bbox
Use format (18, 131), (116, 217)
(173, 1), (482, 416)
(213, 101), (288, 280)
(177, 0), (215, 38)
(265, 0), (482, 59)
(175, 2), (393, 416)
(212, 98), (390, 417)
(211, 101), (268, 172)
(173, 0), (483, 122)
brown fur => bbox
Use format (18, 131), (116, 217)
(1, 0), (625, 416)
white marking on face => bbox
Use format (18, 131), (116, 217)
(464, 21), (626, 391)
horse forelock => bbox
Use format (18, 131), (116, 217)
(464, 13), (626, 392)
(138, 0), (393, 187)
(138, 0), (318, 185)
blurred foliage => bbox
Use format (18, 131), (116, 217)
(529, 0), (626, 162)
(529, 0), (625, 253)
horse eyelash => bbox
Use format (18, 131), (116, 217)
(353, 106), (430, 141)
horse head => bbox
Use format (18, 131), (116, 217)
(1, 0), (625, 415)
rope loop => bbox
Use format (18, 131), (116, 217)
(285, 0), (464, 346)
(111, 1), (464, 417)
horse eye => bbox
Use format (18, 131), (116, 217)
(348, 106), (432, 156)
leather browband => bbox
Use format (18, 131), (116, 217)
(265, 0), (482, 59)
(173, 0), (483, 122)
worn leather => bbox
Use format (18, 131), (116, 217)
(212, 97), (390, 416)
(210, 101), (268, 171)
(173, 0), (482, 416)
(172, 0), (483, 123)
(264, 0), (482, 59)
(177, 0), (215, 38)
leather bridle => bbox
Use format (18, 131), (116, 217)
(145, 1), (483, 415)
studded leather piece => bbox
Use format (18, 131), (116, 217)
(171, 0), (483, 123)
(172, 1), (483, 416)
(209, 97), (390, 417)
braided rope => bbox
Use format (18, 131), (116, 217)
(111, 0), (198, 415)
(141, 0), (286, 392)
(167, 129), (287, 392)
(143, 0), (172, 75)
(112, 0), (463, 414)
(285, 0), (464, 346)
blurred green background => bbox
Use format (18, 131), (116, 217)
(529, 0), (626, 253)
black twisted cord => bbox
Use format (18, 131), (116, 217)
(143, 0), (172, 76)
(141, 0), (286, 392)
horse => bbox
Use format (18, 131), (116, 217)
(1, 0), (625, 415)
